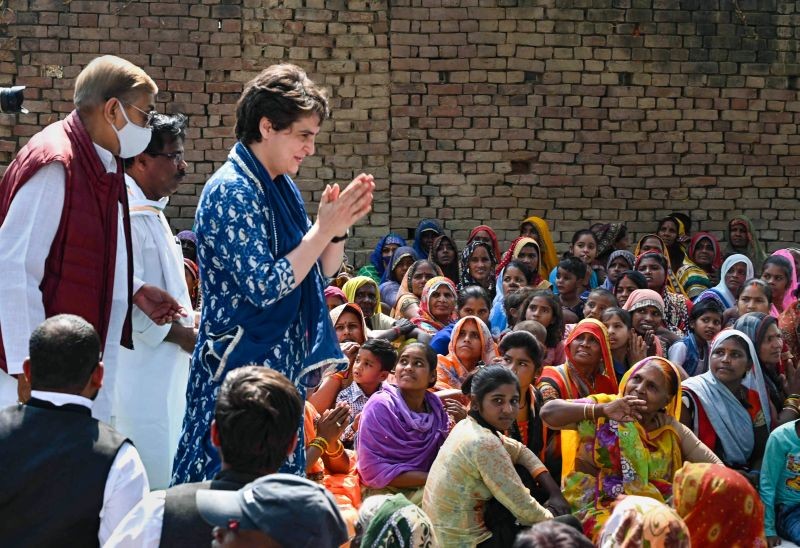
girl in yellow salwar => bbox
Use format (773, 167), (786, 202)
(540, 357), (720, 541)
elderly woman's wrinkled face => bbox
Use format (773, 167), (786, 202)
(354, 283), (378, 319)
(411, 263), (436, 296)
(568, 332), (601, 369)
(624, 362), (672, 415)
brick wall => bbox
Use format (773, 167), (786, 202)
(1, 0), (798, 267)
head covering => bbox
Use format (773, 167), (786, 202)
(196, 473), (348, 548)
(598, 495), (690, 548)
(634, 249), (685, 296)
(682, 329), (772, 465)
(329, 303), (369, 344)
(602, 250), (636, 290)
(591, 222), (626, 259)
(496, 236), (544, 281)
(324, 285), (347, 305)
(564, 318), (618, 394)
(357, 384), (449, 488)
(429, 234), (460, 283)
(467, 225), (501, 262)
(369, 232), (407, 277)
(673, 462), (767, 547)
(183, 258), (200, 309)
(520, 216), (559, 274)
(392, 260), (443, 317)
(696, 253), (754, 309)
(412, 219), (444, 258)
(769, 249), (799, 314)
(622, 289), (665, 316)
(561, 356), (684, 540)
(342, 276), (381, 320)
(658, 215), (688, 268)
(176, 229), (197, 245)
(358, 494), (438, 548)
(413, 276), (458, 333)
(458, 240), (497, 298)
(688, 232), (723, 270)
(725, 214), (767, 270)
(435, 316), (497, 390)
(381, 246), (419, 285)
(735, 312), (778, 355)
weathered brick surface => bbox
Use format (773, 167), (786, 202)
(1, 0), (798, 266)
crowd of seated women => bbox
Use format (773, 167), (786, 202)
(312, 213), (800, 547)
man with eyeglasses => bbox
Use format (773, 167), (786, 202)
(0, 55), (185, 421)
(116, 113), (198, 489)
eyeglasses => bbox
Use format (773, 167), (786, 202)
(121, 100), (158, 128)
(148, 151), (185, 164)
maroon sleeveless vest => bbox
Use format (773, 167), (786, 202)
(0, 110), (133, 372)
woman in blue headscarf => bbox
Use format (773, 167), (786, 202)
(357, 233), (406, 285)
(412, 219), (444, 259)
(172, 64), (373, 483)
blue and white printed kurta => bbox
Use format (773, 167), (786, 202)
(171, 155), (314, 484)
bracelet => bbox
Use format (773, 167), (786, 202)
(591, 404), (597, 421)
(333, 372), (347, 382)
(583, 404), (588, 420)
(331, 233), (348, 243)
(325, 440), (344, 458)
(308, 440), (327, 453)
(311, 437), (329, 452)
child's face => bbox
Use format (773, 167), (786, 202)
(571, 234), (597, 264)
(606, 257), (629, 285)
(603, 314), (630, 352)
(525, 296), (554, 327)
(501, 347), (541, 390)
(583, 293), (615, 320)
(502, 265), (528, 295)
(692, 312), (722, 343)
(352, 349), (388, 386)
(556, 268), (578, 296)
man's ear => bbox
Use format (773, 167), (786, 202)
(22, 358), (32, 384)
(90, 362), (104, 390)
(210, 419), (221, 448)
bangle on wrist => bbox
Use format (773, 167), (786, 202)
(331, 232), (348, 243)
(325, 440), (344, 458)
(311, 437), (329, 452)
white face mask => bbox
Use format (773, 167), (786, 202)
(110, 99), (152, 158)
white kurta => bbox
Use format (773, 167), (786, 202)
(0, 145), (137, 423)
(114, 174), (193, 489)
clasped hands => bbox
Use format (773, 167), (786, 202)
(318, 174), (375, 239)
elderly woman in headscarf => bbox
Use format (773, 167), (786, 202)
(378, 246), (418, 309)
(411, 277), (458, 336)
(634, 250), (691, 337)
(391, 259), (442, 320)
(725, 214), (768, 271)
(353, 494), (439, 548)
(673, 462), (768, 547)
(696, 253), (755, 310)
(541, 356), (720, 541)
(681, 330), (772, 481)
(459, 240), (498, 301)
(343, 276), (395, 330)
(519, 216), (559, 275)
(357, 232), (406, 285)
(412, 219), (444, 259)
(428, 234), (459, 284)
